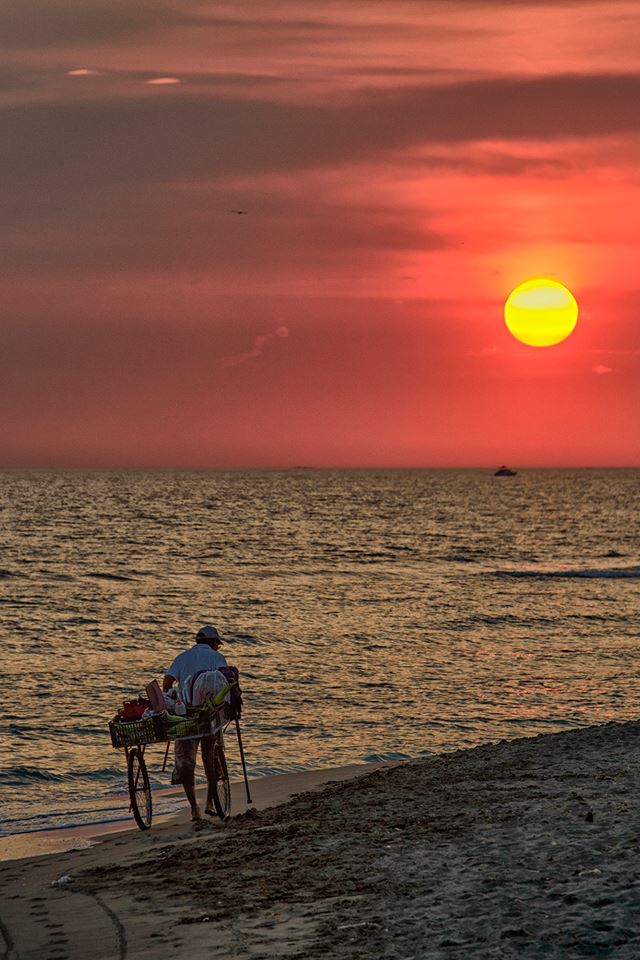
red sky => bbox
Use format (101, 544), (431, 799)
(1, 0), (639, 467)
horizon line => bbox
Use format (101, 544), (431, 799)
(0, 464), (638, 472)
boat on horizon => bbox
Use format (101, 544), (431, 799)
(494, 465), (517, 476)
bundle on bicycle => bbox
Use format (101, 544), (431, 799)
(108, 634), (251, 831)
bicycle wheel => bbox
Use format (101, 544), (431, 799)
(128, 747), (152, 831)
(211, 739), (231, 820)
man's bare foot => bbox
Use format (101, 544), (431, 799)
(191, 806), (202, 821)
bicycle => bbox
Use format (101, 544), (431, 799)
(109, 703), (250, 831)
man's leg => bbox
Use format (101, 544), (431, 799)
(201, 735), (217, 814)
(173, 740), (201, 820)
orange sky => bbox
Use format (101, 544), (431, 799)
(1, 0), (639, 467)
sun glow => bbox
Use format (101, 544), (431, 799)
(504, 278), (578, 347)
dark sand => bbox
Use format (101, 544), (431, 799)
(2, 723), (640, 958)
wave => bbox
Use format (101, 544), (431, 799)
(0, 765), (123, 786)
(243, 762), (316, 778)
(496, 565), (640, 580)
(319, 547), (417, 563)
(226, 632), (263, 645)
(86, 571), (135, 581)
(0, 599), (40, 605)
(362, 751), (411, 762)
(0, 794), (185, 835)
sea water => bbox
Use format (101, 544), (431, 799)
(1, 469), (639, 835)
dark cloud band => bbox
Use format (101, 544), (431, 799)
(0, 0), (193, 48)
(1, 72), (639, 190)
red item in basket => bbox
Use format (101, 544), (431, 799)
(122, 698), (150, 720)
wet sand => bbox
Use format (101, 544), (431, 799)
(2, 723), (640, 958)
(0, 763), (386, 863)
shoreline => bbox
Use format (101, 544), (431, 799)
(0, 761), (391, 863)
(2, 722), (639, 958)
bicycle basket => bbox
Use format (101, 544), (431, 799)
(165, 712), (212, 739)
(109, 713), (166, 748)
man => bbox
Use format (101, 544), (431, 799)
(163, 625), (228, 821)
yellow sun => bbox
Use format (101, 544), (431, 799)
(504, 278), (578, 347)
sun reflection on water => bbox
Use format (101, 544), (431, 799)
(0, 468), (639, 832)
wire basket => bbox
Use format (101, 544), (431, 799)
(109, 704), (226, 747)
(164, 712), (215, 740)
(109, 714), (166, 748)
(165, 707), (221, 740)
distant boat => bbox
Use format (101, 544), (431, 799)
(494, 465), (517, 476)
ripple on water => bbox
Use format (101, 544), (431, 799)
(0, 468), (639, 834)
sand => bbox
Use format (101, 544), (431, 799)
(2, 723), (640, 959)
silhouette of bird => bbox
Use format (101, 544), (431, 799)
(231, 209), (248, 215)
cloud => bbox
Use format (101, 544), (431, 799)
(67, 68), (102, 77)
(589, 347), (640, 357)
(413, 143), (573, 177)
(0, 67), (43, 92)
(0, 175), (451, 279)
(466, 346), (501, 357)
(145, 77), (181, 85)
(221, 326), (290, 368)
(0, 0), (194, 48)
(593, 364), (615, 374)
(3, 72), (640, 193)
(73, 68), (289, 92)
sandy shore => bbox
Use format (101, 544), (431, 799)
(0, 763), (387, 863)
(2, 723), (640, 959)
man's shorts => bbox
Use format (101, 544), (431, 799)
(171, 736), (215, 785)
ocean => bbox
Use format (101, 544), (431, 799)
(1, 469), (639, 836)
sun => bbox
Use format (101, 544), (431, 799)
(504, 278), (578, 347)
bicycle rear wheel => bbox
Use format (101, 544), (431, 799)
(128, 746), (152, 830)
(211, 739), (231, 820)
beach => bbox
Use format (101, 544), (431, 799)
(2, 722), (640, 959)
(3, 469), (639, 841)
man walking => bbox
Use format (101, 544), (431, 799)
(163, 625), (228, 821)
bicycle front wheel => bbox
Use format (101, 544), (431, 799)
(211, 739), (231, 820)
(128, 746), (152, 831)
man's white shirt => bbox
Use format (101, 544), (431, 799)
(167, 643), (227, 687)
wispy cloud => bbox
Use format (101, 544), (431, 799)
(221, 326), (289, 368)
(593, 364), (615, 374)
(0, 0), (194, 48)
(466, 346), (500, 357)
(4, 73), (640, 194)
(589, 347), (640, 357)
